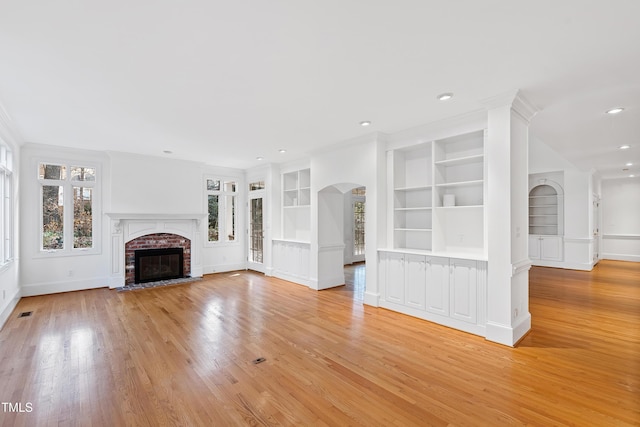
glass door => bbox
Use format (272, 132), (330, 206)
(248, 195), (264, 270)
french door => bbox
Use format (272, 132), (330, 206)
(248, 195), (264, 272)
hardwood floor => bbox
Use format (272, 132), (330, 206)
(0, 260), (638, 426)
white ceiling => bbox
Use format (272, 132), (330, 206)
(1, 1), (639, 177)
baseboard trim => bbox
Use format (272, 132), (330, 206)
(363, 291), (380, 307)
(21, 277), (109, 297)
(601, 253), (640, 263)
(0, 288), (21, 331)
(486, 313), (531, 347)
(531, 259), (595, 271)
(202, 263), (247, 275)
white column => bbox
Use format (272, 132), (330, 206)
(483, 91), (538, 346)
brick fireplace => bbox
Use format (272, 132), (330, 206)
(125, 233), (191, 284)
(106, 213), (206, 288)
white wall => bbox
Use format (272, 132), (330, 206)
(601, 177), (640, 262)
(529, 136), (594, 270)
(0, 112), (21, 329)
(19, 146), (247, 296)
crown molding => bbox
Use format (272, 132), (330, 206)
(480, 89), (539, 124)
(0, 101), (23, 148)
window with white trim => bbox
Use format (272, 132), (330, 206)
(206, 178), (237, 243)
(38, 162), (98, 253)
(0, 143), (13, 265)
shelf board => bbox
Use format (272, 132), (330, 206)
(435, 179), (483, 188)
(283, 188), (298, 193)
(434, 154), (484, 167)
(283, 205), (310, 209)
(394, 228), (433, 232)
(529, 204), (557, 207)
(395, 207), (432, 211)
(529, 214), (557, 217)
(435, 205), (483, 209)
(394, 185), (432, 192)
(528, 195), (557, 199)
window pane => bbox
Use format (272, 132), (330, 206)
(249, 198), (263, 262)
(71, 167), (96, 182)
(354, 200), (365, 256)
(226, 195), (236, 240)
(39, 164), (67, 180)
(208, 195), (219, 242)
(249, 181), (265, 191)
(224, 181), (236, 192)
(43, 185), (64, 250)
(207, 179), (220, 191)
(73, 186), (93, 248)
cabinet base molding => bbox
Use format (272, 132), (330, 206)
(485, 313), (531, 347)
(380, 300), (486, 337)
(273, 271), (311, 288)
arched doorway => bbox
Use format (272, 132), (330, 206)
(317, 183), (366, 299)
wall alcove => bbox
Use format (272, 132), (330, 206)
(528, 179), (564, 263)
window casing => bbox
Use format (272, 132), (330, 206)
(0, 144), (13, 266)
(206, 177), (238, 244)
(38, 162), (98, 254)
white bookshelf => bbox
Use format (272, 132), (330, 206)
(390, 130), (486, 256)
(392, 143), (433, 251)
(282, 168), (311, 241)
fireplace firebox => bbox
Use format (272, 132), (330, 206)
(134, 247), (184, 284)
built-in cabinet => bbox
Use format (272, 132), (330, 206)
(383, 129), (487, 336)
(529, 235), (563, 261)
(378, 250), (486, 336)
(390, 130), (486, 257)
(282, 168), (311, 241)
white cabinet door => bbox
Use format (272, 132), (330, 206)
(426, 257), (449, 316)
(528, 235), (541, 260)
(385, 252), (405, 304)
(405, 254), (426, 310)
(450, 258), (477, 324)
(540, 236), (563, 261)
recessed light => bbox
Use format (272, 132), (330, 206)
(163, 150), (173, 154)
(278, 149), (286, 154)
(619, 145), (631, 150)
(360, 121), (371, 127)
(626, 163), (633, 166)
(437, 93), (453, 101)
(256, 156), (264, 161)
(630, 174), (636, 178)
(606, 107), (624, 115)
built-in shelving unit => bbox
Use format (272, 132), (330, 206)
(392, 143), (433, 251)
(528, 178), (564, 263)
(389, 130), (486, 257)
(528, 186), (560, 235)
(282, 168), (311, 241)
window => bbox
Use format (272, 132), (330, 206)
(0, 143), (13, 265)
(38, 162), (97, 253)
(206, 178), (237, 243)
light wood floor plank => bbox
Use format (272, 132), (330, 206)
(0, 260), (639, 426)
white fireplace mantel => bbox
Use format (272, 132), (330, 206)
(105, 213), (207, 288)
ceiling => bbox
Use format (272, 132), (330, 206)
(0, 1), (639, 178)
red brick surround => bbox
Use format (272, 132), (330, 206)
(125, 233), (191, 284)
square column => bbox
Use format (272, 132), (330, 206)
(483, 91), (538, 346)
